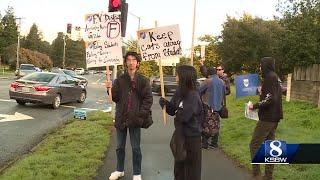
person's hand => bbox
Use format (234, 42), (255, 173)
(199, 59), (204, 66)
(105, 80), (112, 89)
(159, 97), (168, 109)
(249, 104), (254, 111)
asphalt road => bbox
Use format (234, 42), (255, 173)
(0, 74), (110, 168)
(96, 95), (253, 180)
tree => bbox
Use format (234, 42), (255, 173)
(217, 14), (284, 76)
(51, 32), (64, 67)
(24, 23), (42, 50)
(276, 0), (320, 73)
(0, 6), (18, 55)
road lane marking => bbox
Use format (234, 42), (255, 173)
(0, 99), (15, 102)
(0, 112), (34, 122)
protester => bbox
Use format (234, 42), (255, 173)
(199, 60), (231, 95)
(198, 67), (225, 149)
(106, 51), (153, 180)
(249, 57), (283, 180)
(159, 65), (203, 180)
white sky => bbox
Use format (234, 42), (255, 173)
(1, 0), (279, 50)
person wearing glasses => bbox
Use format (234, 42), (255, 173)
(199, 61), (230, 149)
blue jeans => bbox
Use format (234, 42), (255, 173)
(116, 128), (142, 175)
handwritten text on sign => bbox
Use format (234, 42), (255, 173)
(84, 12), (122, 67)
(138, 25), (182, 61)
(84, 12), (121, 41)
(86, 40), (122, 67)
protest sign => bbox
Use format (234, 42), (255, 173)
(245, 102), (259, 121)
(235, 74), (260, 98)
(138, 24), (182, 61)
(84, 12), (122, 67)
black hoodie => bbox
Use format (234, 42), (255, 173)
(253, 57), (283, 122)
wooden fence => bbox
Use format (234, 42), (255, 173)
(289, 64), (320, 107)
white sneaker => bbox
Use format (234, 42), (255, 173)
(133, 175), (142, 180)
(109, 171), (124, 180)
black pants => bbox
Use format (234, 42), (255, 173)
(250, 120), (278, 179)
(174, 136), (202, 180)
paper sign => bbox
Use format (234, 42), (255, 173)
(138, 24), (182, 61)
(245, 103), (259, 121)
(84, 12), (123, 67)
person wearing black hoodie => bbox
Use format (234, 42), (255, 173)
(249, 57), (283, 180)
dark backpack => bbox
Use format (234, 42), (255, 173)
(202, 103), (220, 136)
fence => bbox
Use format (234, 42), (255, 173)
(288, 64), (320, 107)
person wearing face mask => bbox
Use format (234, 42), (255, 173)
(106, 51), (153, 180)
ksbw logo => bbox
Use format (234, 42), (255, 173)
(264, 140), (288, 164)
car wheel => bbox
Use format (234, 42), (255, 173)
(16, 100), (26, 105)
(52, 94), (61, 109)
(77, 91), (86, 103)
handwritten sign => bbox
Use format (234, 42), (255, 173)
(85, 40), (122, 68)
(84, 12), (123, 67)
(138, 24), (182, 61)
(156, 57), (180, 66)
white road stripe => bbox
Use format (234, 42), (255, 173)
(0, 99), (15, 102)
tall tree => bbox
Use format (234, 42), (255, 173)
(277, 0), (320, 73)
(24, 23), (42, 51)
(217, 14), (284, 76)
(0, 6), (18, 55)
(51, 32), (64, 67)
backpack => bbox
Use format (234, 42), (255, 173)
(202, 103), (220, 136)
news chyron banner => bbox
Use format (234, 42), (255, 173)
(84, 12), (123, 68)
(235, 74), (260, 98)
(252, 140), (320, 164)
(137, 24), (182, 61)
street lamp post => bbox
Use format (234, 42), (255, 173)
(16, 18), (22, 70)
(190, 0), (197, 66)
(63, 34), (66, 69)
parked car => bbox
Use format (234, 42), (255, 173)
(152, 76), (177, 95)
(15, 64), (37, 78)
(75, 68), (85, 75)
(51, 68), (88, 87)
(9, 72), (87, 109)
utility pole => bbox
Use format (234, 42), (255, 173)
(16, 18), (22, 70)
(63, 34), (66, 69)
(190, 0), (197, 66)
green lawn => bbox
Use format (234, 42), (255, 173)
(220, 87), (320, 180)
(0, 111), (113, 180)
(0, 65), (14, 77)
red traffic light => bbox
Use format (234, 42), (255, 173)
(109, 0), (121, 12)
(67, 23), (72, 34)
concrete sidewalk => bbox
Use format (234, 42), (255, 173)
(96, 96), (253, 180)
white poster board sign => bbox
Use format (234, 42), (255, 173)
(156, 57), (180, 66)
(138, 24), (182, 61)
(245, 102), (259, 121)
(84, 12), (122, 67)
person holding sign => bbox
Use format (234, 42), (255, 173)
(159, 65), (203, 180)
(106, 52), (153, 180)
(249, 57), (283, 180)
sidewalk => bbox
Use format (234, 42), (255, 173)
(96, 96), (253, 180)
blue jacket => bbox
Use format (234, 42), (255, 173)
(198, 75), (225, 111)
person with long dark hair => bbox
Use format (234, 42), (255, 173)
(159, 65), (203, 180)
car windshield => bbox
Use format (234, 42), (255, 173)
(21, 73), (56, 83)
(63, 70), (76, 77)
(20, 65), (35, 70)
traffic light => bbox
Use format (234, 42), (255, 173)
(109, 0), (121, 12)
(67, 23), (72, 34)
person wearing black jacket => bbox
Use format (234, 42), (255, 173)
(159, 65), (203, 180)
(249, 57), (283, 180)
(106, 52), (153, 180)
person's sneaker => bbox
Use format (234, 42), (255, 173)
(109, 171), (124, 180)
(133, 174), (142, 180)
(208, 144), (218, 149)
